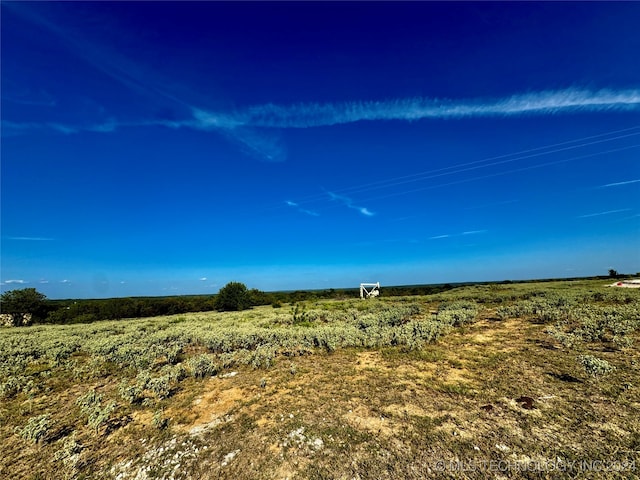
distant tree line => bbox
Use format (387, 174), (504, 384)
(0, 283), (463, 326)
(4, 267), (628, 326)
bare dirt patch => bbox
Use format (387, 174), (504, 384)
(170, 381), (250, 434)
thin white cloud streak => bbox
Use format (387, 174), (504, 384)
(219, 126), (286, 162)
(2, 119), (119, 136)
(7, 3), (640, 167)
(326, 191), (375, 217)
(286, 201), (319, 217)
(6, 236), (55, 241)
(577, 208), (632, 218)
(4, 2), (189, 111)
(600, 179), (640, 188)
(4, 4), (289, 162)
(3, 91), (57, 107)
(4, 279), (28, 284)
(430, 230), (487, 240)
(188, 89), (640, 160)
(194, 88), (640, 129)
(5, 89), (639, 162)
(199, 277), (208, 281)
(2, 116), (287, 162)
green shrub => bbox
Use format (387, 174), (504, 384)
(187, 354), (218, 378)
(118, 381), (145, 405)
(291, 303), (308, 324)
(76, 389), (116, 433)
(0, 375), (23, 399)
(54, 431), (82, 465)
(495, 306), (512, 320)
(15, 414), (51, 443)
(437, 301), (478, 326)
(612, 335), (633, 349)
(152, 409), (168, 430)
(148, 375), (173, 400)
(578, 355), (615, 376)
(251, 345), (276, 368)
(215, 282), (251, 311)
(546, 325), (583, 348)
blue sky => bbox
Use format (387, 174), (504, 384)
(1, 2), (639, 299)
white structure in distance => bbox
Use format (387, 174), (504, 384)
(360, 282), (380, 299)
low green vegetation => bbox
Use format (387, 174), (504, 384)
(0, 279), (638, 479)
(1, 282), (461, 325)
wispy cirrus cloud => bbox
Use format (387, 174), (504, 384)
(3, 88), (57, 107)
(5, 236), (55, 241)
(4, 279), (28, 284)
(286, 201), (319, 217)
(2, 119), (119, 136)
(430, 230), (487, 240)
(326, 191), (375, 217)
(191, 88), (640, 129)
(4, 88), (639, 163)
(577, 208), (631, 218)
(599, 179), (640, 188)
(2, 116), (287, 162)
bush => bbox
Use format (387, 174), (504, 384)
(53, 431), (82, 465)
(153, 409), (168, 430)
(15, 414), (51, 443)
(1, 288), (48, 324)
(187, 354), (218, 378)
(437, 301), (478, 326)
(578, 355), (615, 376)
(76, 390), (116, 433)
(118, 381), (145, 405)
(215, 282), (251, 311)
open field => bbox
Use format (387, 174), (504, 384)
(1, 280), (639, 479)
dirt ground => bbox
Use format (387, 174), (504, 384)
(2, 307), (639, 479)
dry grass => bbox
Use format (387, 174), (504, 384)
(1, 281), (639, 479)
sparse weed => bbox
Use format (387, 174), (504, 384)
(152, 409), (168, 430)
(54, 431), (83, 465)
(291, 303), (309, 324)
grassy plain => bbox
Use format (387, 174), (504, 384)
(1, 280), (639, 479)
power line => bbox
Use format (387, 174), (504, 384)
(256, 124), (639, 216)
(295, 126), (640, 205)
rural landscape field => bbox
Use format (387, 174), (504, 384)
(1, 279), (638, 479)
